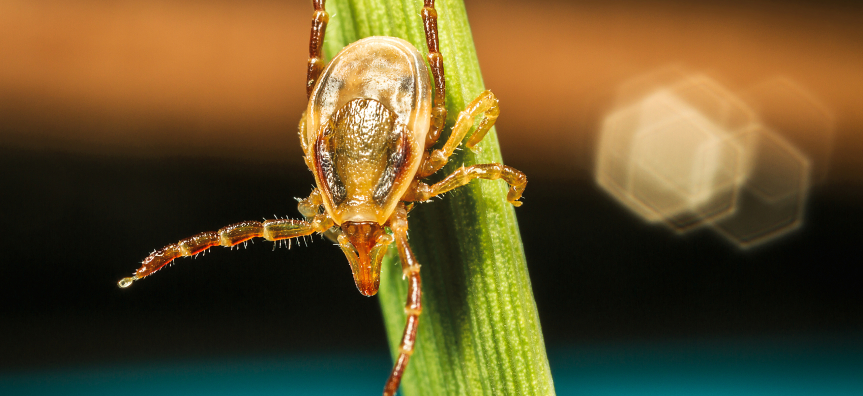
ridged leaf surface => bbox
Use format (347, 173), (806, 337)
(321, 1), (555, 394)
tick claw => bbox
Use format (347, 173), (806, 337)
(118, 275), (139, 288)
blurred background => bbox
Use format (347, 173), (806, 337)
(1, 0), (861, 394)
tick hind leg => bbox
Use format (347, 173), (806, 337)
(407, 163), (527, 206)
(419, 90), (500, 177)
(383, 203), (422, 396)
(306, 0), (329, 98)
(118, 215), (334, 287)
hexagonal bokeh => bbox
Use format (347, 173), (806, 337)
(596, 75), (755, 232)
(743, 77), (835, 184)
(709, 126), (811, 247)
(595, 71), (817, 248)
(596, 103), (663, 222)
(628, 110), (743, 230)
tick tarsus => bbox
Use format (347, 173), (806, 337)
(119, 1), (528, 395)
(117, 274), (138, 288)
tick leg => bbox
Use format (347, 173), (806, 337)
(407, 162), (527, 206)
(306, 0), (329, 98)
(422, 0), (447, 150)
(383, 203), (422, 396)
(297, 188), (324, 220)
(418, 90), (499, 177)
(297, 189), (342, 242)
(118, 216), (334, 288)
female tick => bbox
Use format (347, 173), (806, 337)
(118, 1), (527, 394)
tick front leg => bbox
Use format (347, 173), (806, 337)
(297, 188), (324, 220)
(382, 203), (422, 396)
(118, 216), (334, 288)
(306, 0), (329, 98)
(297, 189), (342, 242)
(418, 90), (499, 177)
(407, 162), (527, 206)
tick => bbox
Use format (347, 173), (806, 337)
(118, 1), (527, 394)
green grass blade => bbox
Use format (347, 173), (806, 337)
(322, 1), (555, 394)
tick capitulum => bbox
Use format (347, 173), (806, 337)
(118, 1), (527, 394)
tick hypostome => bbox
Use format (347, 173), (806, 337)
(118, 1), (527, 395)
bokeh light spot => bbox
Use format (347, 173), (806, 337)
(596, 71), (825, 248)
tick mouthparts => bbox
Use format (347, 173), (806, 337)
(340, 222), (388, 296)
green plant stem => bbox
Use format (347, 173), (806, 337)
(322, 1), (555, 395)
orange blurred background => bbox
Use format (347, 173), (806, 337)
(1, 0), (861, 381)
(2, 0), (861, 183)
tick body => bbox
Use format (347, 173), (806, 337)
(119, 1), (526, 395)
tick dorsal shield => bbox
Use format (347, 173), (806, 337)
(313, 98), (415, 225)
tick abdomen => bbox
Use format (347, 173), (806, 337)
(306, 37), (433, 225)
